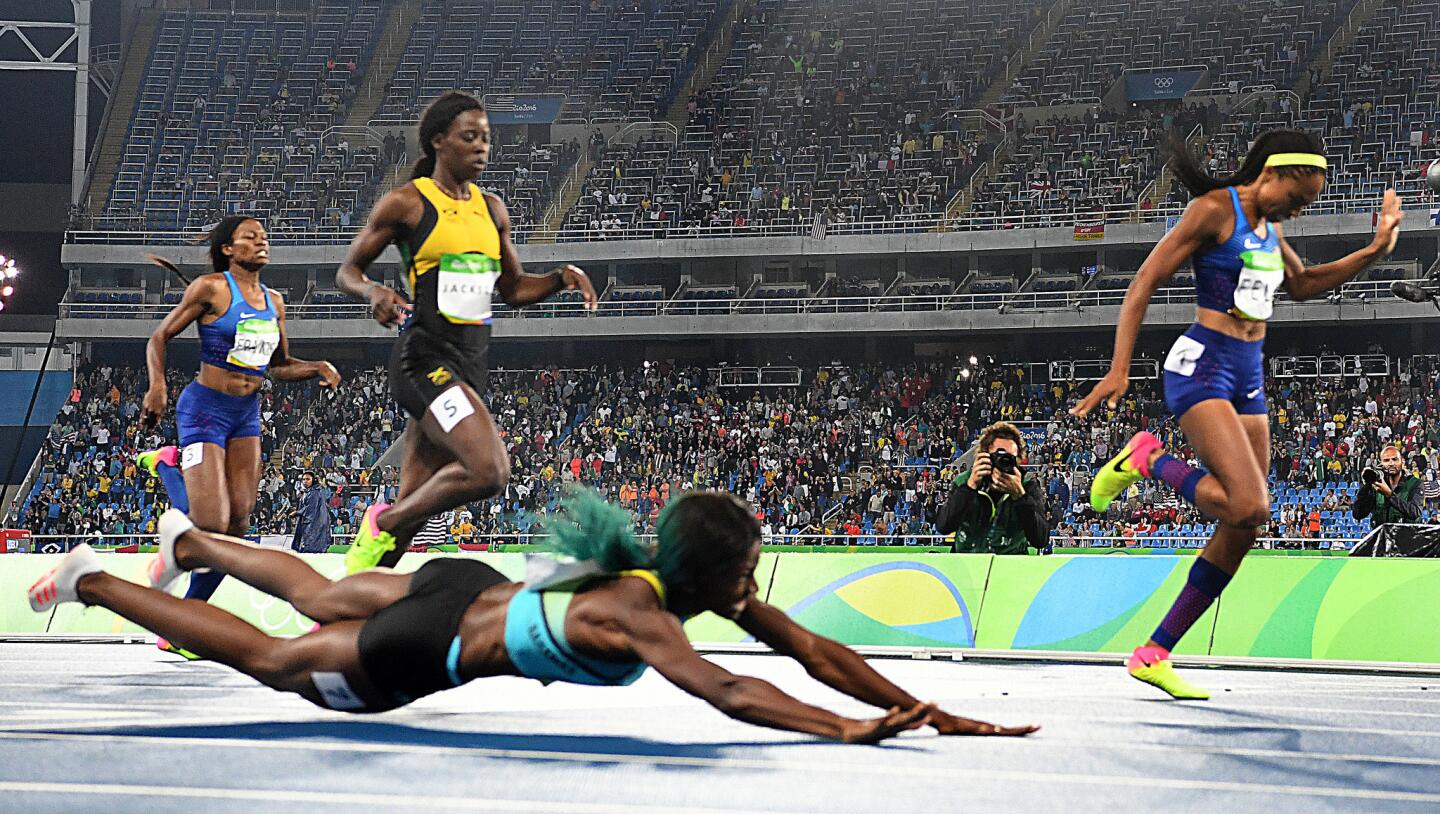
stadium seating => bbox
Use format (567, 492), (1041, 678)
(80, 0), (1440, 238)
(1000, 0), (1353, 107)
(371, 0), (729, 125)
(100, 2), (391, 231)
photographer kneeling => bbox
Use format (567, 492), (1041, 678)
(1352, 445), (1423, 526)
(935, 421), (1049, 555)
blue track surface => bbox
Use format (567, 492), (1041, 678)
(1, 644), (1439, 812)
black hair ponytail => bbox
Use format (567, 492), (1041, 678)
(1170, 128), (1326, 196)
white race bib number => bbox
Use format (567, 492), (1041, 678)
(180, 442), (204, 471)
(437, 253), (501, 324)
(1232, 249), (1284, 321)
(429, 385), (475, 433)
(227, 317), (280, 369)
(312, 671), (368, 711)
(1164, 334), (1206, 377)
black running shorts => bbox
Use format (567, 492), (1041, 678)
(388, 325), (490, 423)
(356, 558), (511, 707)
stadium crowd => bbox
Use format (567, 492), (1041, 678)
(14, 351), (1440, 549)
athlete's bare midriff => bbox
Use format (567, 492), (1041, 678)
(1195, 306), (1267, 342)
(196, 362), (266, 396)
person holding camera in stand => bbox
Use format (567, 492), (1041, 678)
(1352, 445), (1423, 527)
(935, 421), (1050, 555)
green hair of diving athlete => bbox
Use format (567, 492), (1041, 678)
(541, 487), (760, 597)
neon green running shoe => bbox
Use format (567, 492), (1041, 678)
(1090, 431), (1161, 512)
(1128, 646), (1210, 700)
(345, 502), (396, 574)
(137, 445), (179, 477)
(157, 637), (203, 661)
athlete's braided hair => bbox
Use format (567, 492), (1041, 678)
(1170, 128), (1326, 196)
(411, 90), (485, 180)
(542, 488), (760, 599)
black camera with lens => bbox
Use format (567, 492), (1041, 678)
(989, 449), (1018, 475)
(1362, 466), (1382, 487)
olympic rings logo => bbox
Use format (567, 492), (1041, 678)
(1154, 76), (1176, 89)
(248, 590), (310, 633)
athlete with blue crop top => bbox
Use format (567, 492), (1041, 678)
(27, 490), (1038, 743)
(1071, 130), (1404, 699)
(136, 217), (339, 658)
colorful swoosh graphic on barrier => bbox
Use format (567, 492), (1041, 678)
(1010, 556), (1176, 650)
(777, 561), (976, 647)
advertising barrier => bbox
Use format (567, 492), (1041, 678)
(5, 553), (1439, 663)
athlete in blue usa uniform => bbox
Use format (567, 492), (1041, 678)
(138, 217), (339, 658)
(1071, 130), (1404, 699)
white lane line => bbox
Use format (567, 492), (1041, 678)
(0, 781), (796, 813)
(964, 733), (1440, 768)
(0, 711), (335, 733)
(2, 699), (1439, 741)
(977, 712), (1440, 739)
(0, 681), (253, 691)
(0, 731), (1436, 805)
(0, 701), (173, 711)
(928, 697), (1440, 721)
(10, 727), (1440, 771)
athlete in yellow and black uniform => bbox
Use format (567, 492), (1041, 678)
(389, 174), (502, 421)
(337, 91), (597, 572)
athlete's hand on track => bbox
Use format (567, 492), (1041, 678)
(140, 387), (167, 429)
(1069, 370), (1129, 418)
(929, 708), (1040, 737)
(315, 361), (341, 389)
(839, 702), (935, 744)
(1372, 188), (1403, 257)
(558, 264), (598, 312)
(367, 285), (412, 328)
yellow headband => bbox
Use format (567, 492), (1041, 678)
(1265, 152), (1328, 169)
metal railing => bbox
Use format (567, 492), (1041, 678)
(55, 280), (1414, 321)
(67, 189), (1422, 246)
(6, 532), (1359, 551)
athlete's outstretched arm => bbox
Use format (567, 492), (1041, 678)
(621, 598), (932, 743)
(738, 600), (1038, 736)
(487, 193), (597, 310)
(336, 189), (413, 328)
(1280, 189), (1402, 301)
(141, 274), (219, 428)
(266, 295), (340, 386)
(1071, 194), (1222, 418)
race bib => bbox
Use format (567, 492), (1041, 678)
(311, 671), (368, 711)
(437, 252), (501, 324)
(429, 385), (475, 432)
(1232, 249), (1284, 321)
(226, 317), (280, 370)
(1164, 334), (1206, 377)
